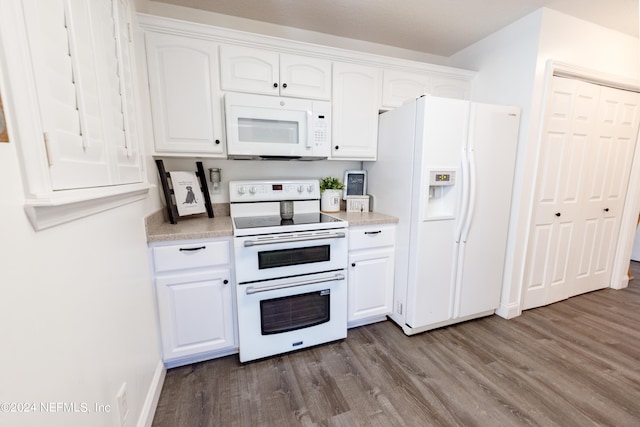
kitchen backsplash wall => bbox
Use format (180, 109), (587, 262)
(158, 157), (362, 203)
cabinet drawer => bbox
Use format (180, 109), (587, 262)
(349, 225), (396, 250)
(152, 240), (230, 273)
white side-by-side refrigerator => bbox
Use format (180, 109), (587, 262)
(366, 95), (521, 335)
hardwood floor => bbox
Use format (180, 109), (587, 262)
(152, 264), (640, 426)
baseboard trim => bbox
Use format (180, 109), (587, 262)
(495, 302), (521, 319)
(136, 360), (166, 427)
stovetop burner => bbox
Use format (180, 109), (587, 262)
(233, 212), (344, 230)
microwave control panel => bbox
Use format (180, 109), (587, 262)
(314, 114), (329, 145)
(311, 100), (331, 153)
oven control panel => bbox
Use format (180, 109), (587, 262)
(230, 179), (320, 202)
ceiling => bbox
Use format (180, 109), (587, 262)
(153, 0), (638, 57)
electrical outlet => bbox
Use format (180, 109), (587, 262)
(116, 383), (129, 426)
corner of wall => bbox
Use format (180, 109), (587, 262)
(136, 360), (166, 427)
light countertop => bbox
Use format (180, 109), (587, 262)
(145, 208), (398, 243)
(325, 210), (399, 227)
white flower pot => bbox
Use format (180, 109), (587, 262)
(321, 189), (342, 212)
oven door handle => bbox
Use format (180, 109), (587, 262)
(243, 231), (346, 247)
(245, 273), (345, 295)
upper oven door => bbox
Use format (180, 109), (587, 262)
(234, 229), (347, 283)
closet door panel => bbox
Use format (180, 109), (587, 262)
(525, 76), (640, 309)
(570, 85), (640, 296)
(523, 77), (595, 309)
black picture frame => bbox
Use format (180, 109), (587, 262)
(343, 170), (367, 199)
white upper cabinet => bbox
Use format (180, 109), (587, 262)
(145, 32), (225, 156)
(2, 0), (149, 230)
(137, 15), (476, 165)
(382, 69), (431, 108)
(219, 45), (279, 95)
(279, 54), (332, 100)
(431, 76), (472, 100)
(23, 0), (143, 190)
(219, 45), (331, 100)
(331, 62), (381, 160)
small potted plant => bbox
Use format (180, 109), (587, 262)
(320, 177), (345, 212)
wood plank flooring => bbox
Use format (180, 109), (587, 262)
(152, 264), (640, 426)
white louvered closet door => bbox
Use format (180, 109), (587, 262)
(523, 77), (640, 310)
(22, 0), (141, 190)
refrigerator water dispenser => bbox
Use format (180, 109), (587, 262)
(423, 169), (457, 220)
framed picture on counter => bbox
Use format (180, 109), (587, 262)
(169, 171), (207, 217)
(343, 170), (367, 199)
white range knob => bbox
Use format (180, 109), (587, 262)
(249, 186), (257, 194)
(307, 184), (314, 193)
(237, 186), (246, 195)
(297, 185), (304, 193)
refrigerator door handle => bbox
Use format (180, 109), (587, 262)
(461, 148), (477, 243)
(455, 147), (471, 242)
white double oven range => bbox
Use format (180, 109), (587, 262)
(230, 179), (349, 362)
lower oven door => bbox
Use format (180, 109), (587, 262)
(236, 270), (347, 362)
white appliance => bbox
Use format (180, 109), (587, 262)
(225, 93), (331, 160)
(366, 95), (521, 335)
(230, 179), (348, 362)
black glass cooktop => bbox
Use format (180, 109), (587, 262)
(233, 212), (344, 229)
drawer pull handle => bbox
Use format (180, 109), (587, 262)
(364, 230), (382, 235)
(179, 246), (206, 252)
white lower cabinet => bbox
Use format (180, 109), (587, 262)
(347, 224), (396, 327)
(150, 238), (236, 367)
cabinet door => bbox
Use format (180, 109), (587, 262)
(382, 69), (430, 108)
(112, 0), (143, 184)
(219, 45), (279, 95)
(348, 247), (395, 323)
(279, 54), (331, 100)
(145, 32), (225, 155)
(431, 76), (471, 100)
(331, 62), (381, 160)
(24, 0), (143, 189)
(156, 269), (235, 361)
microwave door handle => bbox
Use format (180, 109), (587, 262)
(246, 273), (346, 295)
(306, 110), (313, 149)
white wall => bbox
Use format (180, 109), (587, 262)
(449, 7), (640, 317)
(158, 157), (362, 204)
(0, 3), (163, 427)
(0, 144), (162, 427)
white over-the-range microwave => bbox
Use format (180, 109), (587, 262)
(225, 92), (331, 160)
